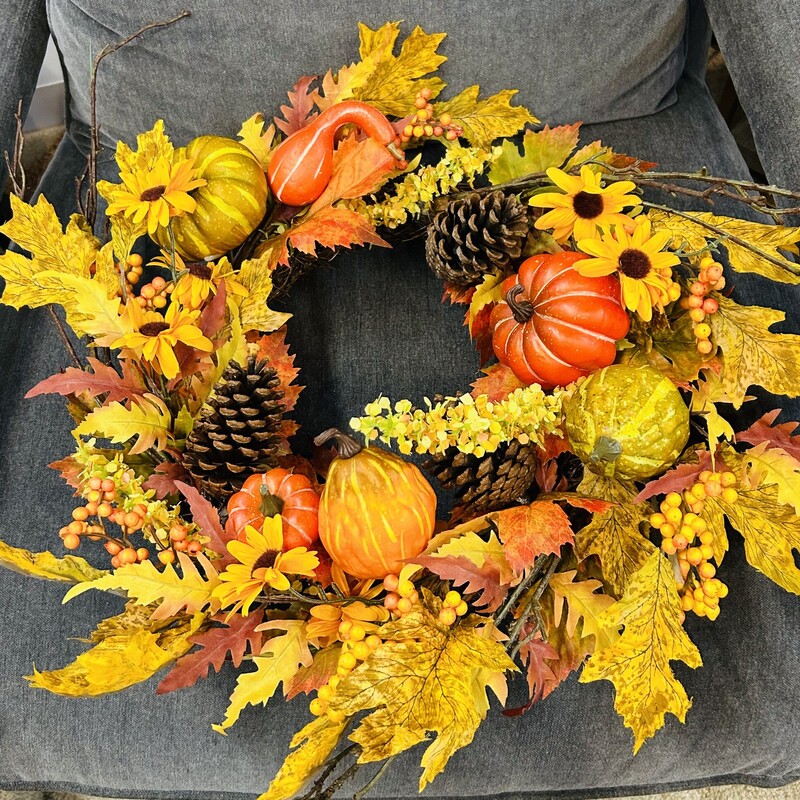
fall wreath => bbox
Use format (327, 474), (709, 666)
(4, 15), (800, 800)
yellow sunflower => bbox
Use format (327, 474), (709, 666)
(106, 156), (206, 235)
(576, 216), (681, 321)
(213, 516), (319, 617)
(530, 165), (641, 241)
(305, 565), (389, 646)
(112, 299), (213, 379)
(167, 255), (248, 309)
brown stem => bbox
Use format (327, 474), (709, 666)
(506, 284), (534, 323)
(259, 484), (284, 517)
(313, 428), (363, 458)
(48, 306), (83, 368)
(4, 99), (26, 198)
(85, 10), (191, 227)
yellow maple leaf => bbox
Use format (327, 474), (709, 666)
(741, 442), (800, 517)
(702, 495), (729, 564)
(0, 537), (107, 583)
(580, 550), (702, 752)
(328, 597), (516, 791)
(549, 570), (619, 651)
(238, 113), (277, 171)
(64, 551), (221, 619)
(236, 255), (293, 333)
(434, 85), (538, 149)
(488, 123), (580, 185)
(55, 272), (130, 344)
(466, 271), (505, 332)
(349, 22), (447, 117)
(649, 210), (800, 286)
(431, 530), (515, 585)
(214, 620), (312, 734)
(112, 118), (174, 173)
(709, 295), (800, 408)
(689, 369), (736, 454)
(259, 716), (346, 800)
(26, 607), (205, 697)
(574, 473), (656, 597)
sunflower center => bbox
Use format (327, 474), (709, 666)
(618, 248), (652, 279)
(139, 321), (170, 337)
(572, 191), (604, 219)
(186, 261), (213, 280)
(252, 550), (280, 573)
(140, 185), (166, 202)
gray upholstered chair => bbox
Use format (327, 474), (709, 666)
(2, 1), (800, 797)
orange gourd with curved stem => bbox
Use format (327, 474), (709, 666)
(226, 469), (320, 550)
(267, 100), (401, 207)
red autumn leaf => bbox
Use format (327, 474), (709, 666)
(274, 75), (319, 136)
(464, 304), (495, 366)
(633, 450), (720, 503)
(286, 645), (341, 700)
(276, 454), (321, 489)
(49, 455), (83, 489)
(535, 458), (559, 493)
(198, 279), (228, 340)
(256, 328), (303, 413)
(156, 610), (265, 694)
(738, 409), (800, 461)
(503, 631), (560, 716)
(491, 500), (574, 574)
(607, 153), (658, 172)
(470, 363), (525, 402)
(415, 554), (510, 612)
(311, 135), (398, 208)
(442, 283), (474, 306)
(143, 461), (192, 499)
(26, 357), (145, 404)
(174, 480), (234, 566)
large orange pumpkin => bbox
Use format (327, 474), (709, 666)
(154, 135), (269, 259)
(490, 251), (630, 388)
(314, 429), (436, 580)
(226, 468), (320, 550)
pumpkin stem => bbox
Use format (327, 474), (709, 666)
(314, 428), (364, 459)
(259, 484), (284, 517)
(589, 435), (623, 465)
(506, 284), (534, 323)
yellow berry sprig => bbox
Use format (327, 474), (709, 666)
(399, 88), (464, 144)
(680, 254), (725, 355)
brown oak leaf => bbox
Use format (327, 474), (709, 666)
(26, 356), (145, 405)
(274, 76), (319, 136)
(174, 480), (233, 566)
(738, 409), (800, 461)
(470, 363), (525, 402)
(256, 328), (303, 413)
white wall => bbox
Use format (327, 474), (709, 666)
(25, 38), (66, 130)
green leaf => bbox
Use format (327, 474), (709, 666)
(488, 123), (580, 185)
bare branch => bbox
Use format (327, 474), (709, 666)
(4, 99), (26, 198)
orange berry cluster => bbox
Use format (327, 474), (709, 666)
(680, 255), (725, 354)
(439, 590), (468, 626)
(399, 88), (464, 144)
(309, 624), (382, 722)
(135, 274), (174, 310)
(649, 471), (738, 620)
(119, 253), (144, 296)
(382, 573), (419, 616)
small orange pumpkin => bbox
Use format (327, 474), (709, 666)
(226, 468), (320, 550)
(313, 429), (436, 580)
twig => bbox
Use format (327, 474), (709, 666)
(4, 99), (26, 198)
(507, 554), (560, 660)
(299, 743), (363, 800)
(353, 756), (396, 800)
(84, 10), (191, 227)
(48, 306), (83, 368)
(494, 554), (548, 627)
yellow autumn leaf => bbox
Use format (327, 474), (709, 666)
(741, 442), (800, 518)
(548, 570), (619, 651)
(74, 393), (171, 455)
(466, 271), (505, 331)
(26, 608), (204, 697)
(488, 123), (580, 185)
(709, 295), (800, 408)
(236, 255), (292, 333)
(94, 241), (124, 298)
(702, 495), (729, 564)
(55, 272), (129, 344)
(649, 210), (800, 285)
(63, 552), (220, 619)
(348, 22), (448, 117)
(260, 716), (346, 800)
(238, 113), (277, 171)
(0, 537), (107, 583)
(574, 473), (656, 597)
(431, 530), (515, 585)
(214, 620), (312, 734)
(434, 85), (538, 150)
(580, 550), (702, 752)
(112, 118), (174, 173)
(689, 369), (736, 454)
(328, 597), (516, 791)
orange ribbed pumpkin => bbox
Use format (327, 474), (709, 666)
(226, 468), (320, 550)
(314, 429), (436, 579)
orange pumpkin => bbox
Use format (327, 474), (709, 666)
(314, 429), (436, 579)
(490, 251), (630, 388)
(226, 468), (320, 550)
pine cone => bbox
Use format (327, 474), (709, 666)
(183, 355), (285, 501)
(425, 190), (529, 286)
(424, 440), (538, 522)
